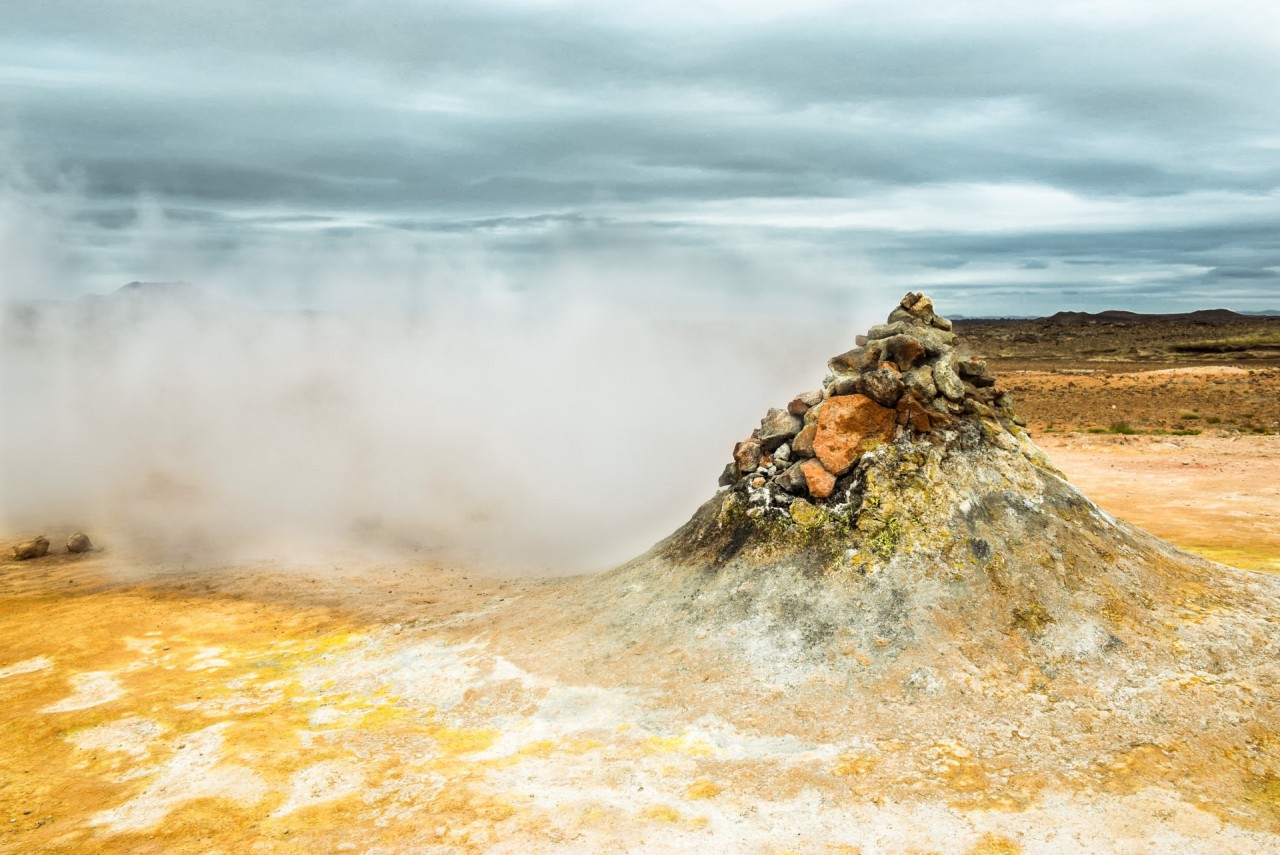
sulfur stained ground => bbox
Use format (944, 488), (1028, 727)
(3, 484), (1280, 855)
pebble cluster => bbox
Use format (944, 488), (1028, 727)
(719, 292), (1022, 505)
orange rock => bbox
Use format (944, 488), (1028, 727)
(800, 458), (836, 498)
(813, 394), (897, 475)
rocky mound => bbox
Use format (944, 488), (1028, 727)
(717, 291), (1019, 520)
(570, 293), (1279, 690)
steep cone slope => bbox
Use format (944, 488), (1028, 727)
(565, 293), (1279, 690)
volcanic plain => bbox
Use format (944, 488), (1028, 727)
(2, 308), (1279, 854)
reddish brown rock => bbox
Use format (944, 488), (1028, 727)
(787, 390), (824, 416)
(792, 424), (818, 457)
(799, 458), (836, 499)
(896, 395), (935, 433)
(733, 438), (763, 474)
(813, 394), (897, 476)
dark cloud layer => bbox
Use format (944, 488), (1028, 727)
(2, 1), (1279, 314)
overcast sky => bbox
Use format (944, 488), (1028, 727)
(2, 0), (1278, 315)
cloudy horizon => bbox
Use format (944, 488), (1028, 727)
(2, 0), (1279, 315)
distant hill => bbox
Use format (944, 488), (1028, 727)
(112, 280), (203, 299)
(74, 280), (207, 305)
(1039, 308), (1252, 324)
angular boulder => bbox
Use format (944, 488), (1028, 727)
(66, 532), (93, 553)
(813, 394), (897, 476)
(756, 408), (802, 452)
(856, 365), (905, 408)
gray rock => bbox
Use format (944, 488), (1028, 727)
(929, 396), (957, 414)
(757, 408), (803, 452)
(12, 536), (49, 561)
(866, 321), (908, 342)
(903, 365), (937, 400)
(774, 443), (792, 464)
(797, 389), (823, 407)
(887, 306), (917, 326)
(829, 345), (882, 374)
(911, 325), (959, 356)
(773, 461), (810, 494)
(826, 374), (860, 397)
(804, 402), (824, 426)
(827, 347), (864, 373)
(964, 398), (998, 419)
(934, 359), (965, 401)
(931, 315), (954, 332)
(857, 366), (905, 407)
(718, 462), (739, 487)
(66, 532), (93, 553)
(957, 358), (997, 388)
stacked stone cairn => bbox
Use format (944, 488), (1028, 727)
(718, 292), (1021, 516)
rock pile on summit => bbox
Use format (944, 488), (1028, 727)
(720, 292), (1020, 511)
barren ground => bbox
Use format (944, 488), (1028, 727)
(3, 317), (1280, 853)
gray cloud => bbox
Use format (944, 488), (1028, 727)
(2, 1), (1279, 314)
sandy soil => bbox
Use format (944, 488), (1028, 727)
(3, 535), (1279, 854)
(1006, 367), (1280, 435)
(1037, 432), (1280, 573)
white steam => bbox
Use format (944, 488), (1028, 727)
(0, 183), (878, 573)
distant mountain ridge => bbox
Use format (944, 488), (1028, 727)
(112, 280), (202, 299)
(1040, 308), (1253, 323)
(929, 308), (1280, 323)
